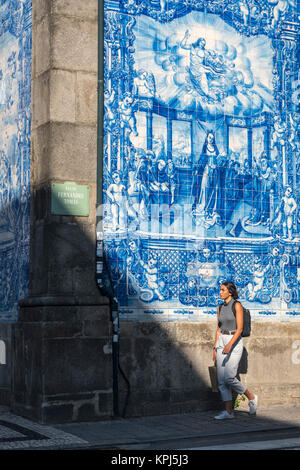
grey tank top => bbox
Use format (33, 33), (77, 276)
(219, 299), (237, 331)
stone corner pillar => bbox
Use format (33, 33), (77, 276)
(11, 0), (113, 424)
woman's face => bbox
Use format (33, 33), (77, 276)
(220, 284), (231, 300)
(207, 133), (214, 144)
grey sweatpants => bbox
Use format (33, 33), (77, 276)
(216, 333), (246, 402)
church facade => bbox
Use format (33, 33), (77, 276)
(0, 0), (299, 423)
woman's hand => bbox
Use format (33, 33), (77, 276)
(222, 343), (232, 355)
(213, 348), (217, 363)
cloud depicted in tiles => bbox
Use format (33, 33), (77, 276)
(134, 11), (274, 117)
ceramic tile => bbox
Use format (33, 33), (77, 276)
(102, 1), (300, 322)
(0, 1), (31, 321)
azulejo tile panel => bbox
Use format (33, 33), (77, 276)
(100, 0), (300, 322)
(0, 1), (31, 321)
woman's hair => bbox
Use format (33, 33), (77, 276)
(221, 281), (239, 300)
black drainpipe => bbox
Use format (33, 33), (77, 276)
(96, 0), (130, 419)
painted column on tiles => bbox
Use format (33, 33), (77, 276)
(0, 1), (31, 321)
(101, 0), (300, 322)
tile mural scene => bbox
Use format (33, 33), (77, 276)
(101, 0), (300, 322)
(0, 1), (31, 321)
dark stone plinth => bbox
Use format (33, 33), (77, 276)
(11, 303), (113, 424)
(0, 323), (12, 405)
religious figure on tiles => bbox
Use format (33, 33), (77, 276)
(224, 160), (243, 229)
(134, 152), (160, 215)
(153, 136), (167, 161)
(240, 158), (252, 178)
(166, 159), (177, 204)
(257, 155), (276, 226)
(245, 155), (276, 227)
(134, 157), (152, 218)
(119, 92), (138, 137)
(133, 69), (156, 98)
(192, 130), (225, 226)
(180, 30), (233, 103)
(149, 159), (171, 202)
(149, 14), (271, 117)
(272, 186), (297, 240)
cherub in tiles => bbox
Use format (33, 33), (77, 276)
(271, 114), (286, 156)
(133, 69), (156, 98)
(119, 92), (138, 137)
(273, 186), (297, 240)
(268, 0), (296, 30)
(106, 171), (138, 231)
(140, 257), (165, 301)
(247, 260), (271, 301)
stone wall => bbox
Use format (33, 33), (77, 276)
(10, 0), (113, 423)
(12, 306), (112, 423)
(118, 321), (300, 416)
(6, 0), (300, 424)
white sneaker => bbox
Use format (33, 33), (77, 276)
(249, 394), (258, 415)
(214, 410), (235, 420)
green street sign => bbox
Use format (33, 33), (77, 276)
(51, 181), (90, 216)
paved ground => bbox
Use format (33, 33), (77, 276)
(0, 402), (299, 452)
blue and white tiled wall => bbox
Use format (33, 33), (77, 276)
(102, 0), (300, 322)
(0, 1), (31, 321)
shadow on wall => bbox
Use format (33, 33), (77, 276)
(116, 318), (300, 419)
(115, 320), (242, 418)
(0, 192), (299, 424)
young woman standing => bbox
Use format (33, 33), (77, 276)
(213, 281), (258, 419)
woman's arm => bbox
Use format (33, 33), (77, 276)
(222, 302), (243, 354)
(213, 306), (221, 362)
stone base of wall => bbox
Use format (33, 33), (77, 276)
(11, 303), (113, 424)
(0, 323), (12, 406)
(7, 316), (300, 422)
(117, 321), (300, 417)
